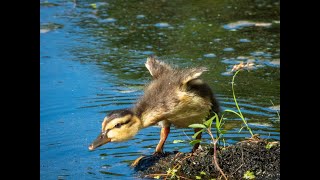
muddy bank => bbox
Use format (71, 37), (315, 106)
(133, 138), (280, 179)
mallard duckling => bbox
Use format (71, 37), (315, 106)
(89, 56), (220, 153)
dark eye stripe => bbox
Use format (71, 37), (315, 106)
(126, 121), (135, 128)
(114, 119), (131, 128)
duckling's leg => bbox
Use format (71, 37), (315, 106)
(131, 126), (170, 167)
(192, 128), (202, 153)
(155, 126), (170, 154)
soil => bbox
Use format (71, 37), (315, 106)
(133, 136), (280, 179)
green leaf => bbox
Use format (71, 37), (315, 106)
(215, 116), (221, 127)
(192, 129), (204, 139)
(200, 171), (206, 175)
(266, 142), (278, 149)
(243, 171), (255, 179)
(204, 115), (216, 128)
(189, 139), (201, 145)
(196, 176), (202, 179)
(203, 119), (212, 128)
(188, 124), (206, 129)
(173, 140), (185, 144)
(265, 143), (272, 149)
(224, 109), (242, 117)
(154, 175), (160, 179)
(215, 118), (220, 129)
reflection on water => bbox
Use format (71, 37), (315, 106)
(40, 0), (279, 179)
(223, 20), (273, 30)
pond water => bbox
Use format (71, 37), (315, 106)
(40, 0), (279, 179)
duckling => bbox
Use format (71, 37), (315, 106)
(89, 56), (220, 153)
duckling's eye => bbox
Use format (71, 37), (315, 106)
(115, 123), (121, 128)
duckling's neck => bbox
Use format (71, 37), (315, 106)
(129, 114), (144, 130)
(132, 107), (164, 128)
(132, 113), (147, 129)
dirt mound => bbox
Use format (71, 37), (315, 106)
(133, 138), (280, 179)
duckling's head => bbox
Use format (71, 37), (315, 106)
(88, 109), (142, 150)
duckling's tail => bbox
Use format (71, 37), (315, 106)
(145, 55), (172, 79)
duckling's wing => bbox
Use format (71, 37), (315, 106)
(145, 56), (172, 79)
(181, 67), (208, 85)
(181, 67), (221, 115)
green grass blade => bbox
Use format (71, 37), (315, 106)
(238, 126), (245, 133)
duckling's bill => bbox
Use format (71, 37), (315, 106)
(88, 131), (111, 150)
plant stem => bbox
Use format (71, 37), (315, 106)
(231, 70), (253, 136)
(207, 128), (227, 180)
